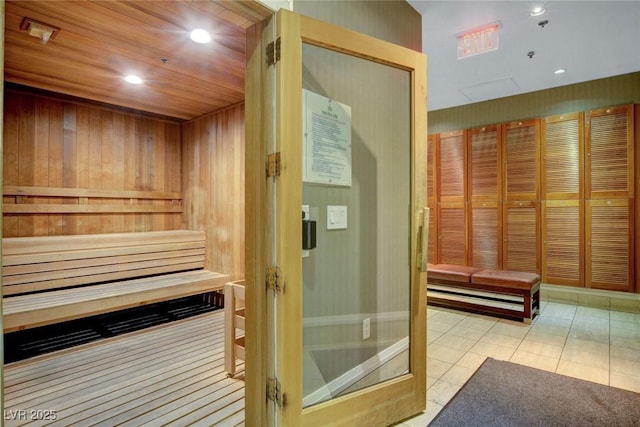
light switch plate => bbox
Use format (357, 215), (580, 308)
(327, 205), (347, 230)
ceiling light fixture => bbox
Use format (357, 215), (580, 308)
(530, 6), (546, 17)
(124, 75), (143, 85)
(189, 28), (211, 44)
(554, 68), (566, 75)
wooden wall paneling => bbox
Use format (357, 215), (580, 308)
(586, 105), (634, 200)
(33, 98), (51, 236)
(72, 104), (91, 234)
(181, 104), (245, 281)
(3, 89), (183, 237)
(586, 199), (634, 292)
(503, 200), (540, 274)
(3, 92), (20, 235)
(437, 130), (467, 264)
(468, 125), (502, 269)
(17, 93), (36, 236)
(48, 99), (65, 236)
(542, 200), (584, 286)
(427, 134), (438, 264)
(541, 112), (584, 286)
(165, 122), (183, 231)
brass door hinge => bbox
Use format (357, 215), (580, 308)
(267, 377), (285, 407)
(266, 38), (281, 66)
(266, 266), (282, 292)
(267, 152), (281, 177)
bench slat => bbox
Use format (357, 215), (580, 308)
(3, 270), (229, 332)
(4, 260), (206, 296)
(3, 248), (205, 276)
(2, 230), (204, 255)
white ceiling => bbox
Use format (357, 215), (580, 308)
(407, 1), (640, 111)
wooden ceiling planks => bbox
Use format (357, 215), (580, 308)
(4, 0), (272, 120)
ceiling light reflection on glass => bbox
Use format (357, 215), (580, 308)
(530, 7), (546, 17)
(189, 28), (211, 44)
(456, 21), (501, 59)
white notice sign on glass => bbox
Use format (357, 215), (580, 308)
(302, 89), (352, 186)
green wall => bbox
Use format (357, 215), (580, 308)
(429, 72), (640, 134)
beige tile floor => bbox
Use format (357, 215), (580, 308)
(400, 301), (640, 426)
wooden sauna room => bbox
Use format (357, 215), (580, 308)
(1, 1), (429, 424)
(1, 1), (272, 424)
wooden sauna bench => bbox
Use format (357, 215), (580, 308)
(426, 264), (541, 323)
(2, 230), (229, 333)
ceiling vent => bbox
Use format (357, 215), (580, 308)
(20, 17), (60, 44)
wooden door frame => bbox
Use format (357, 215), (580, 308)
(247, 9), (427, 426)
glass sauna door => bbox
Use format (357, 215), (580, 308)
(260, 9), (427, 426)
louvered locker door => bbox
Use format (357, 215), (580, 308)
(437, 130), (467, 265)
(503, 201), (539, 273)
(427, 134), (438, 264)
(542, 200), (583, 286)
(502, 120), (540, 274)
(541, 113), (584, 286)
(439, 203), (466, 265)
(471, 203), (501, 269)
(586, 200), (634, 292)
(503, 119), (540, 201)
(469, 125), (502, 269)
(586, 105), (634, 199)
(586, 105), (635, 291)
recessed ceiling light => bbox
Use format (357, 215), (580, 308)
(530, 6), (546, 17)
(124, 75), (143, 85)
(189, 28), (211, 44)
(554, 68), (566, 75)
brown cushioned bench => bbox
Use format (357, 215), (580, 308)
(2, 230), (229, 332)
(427, 263), (540, 323)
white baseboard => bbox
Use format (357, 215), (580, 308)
(541, 283), (640, 313)
(303, 336), (409, 407)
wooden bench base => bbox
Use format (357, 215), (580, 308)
(224, 280), (245, 376)
(426, 264), (540, 323)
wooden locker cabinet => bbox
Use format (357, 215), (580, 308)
(502, 119), (541, 274)
(541, 113), (584, 286)
(437, 130), (467, 265)
(586, 105), (635, 291)
(468, 125), (502, 269)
